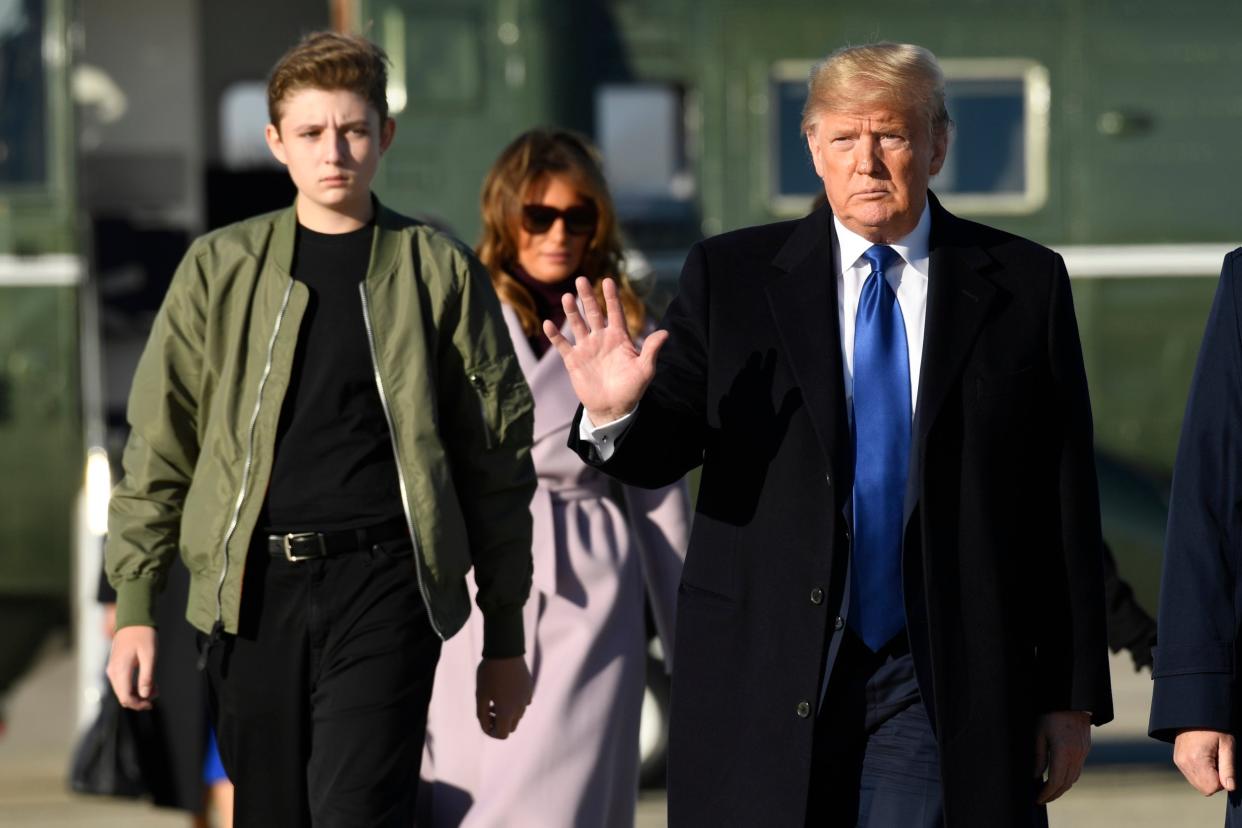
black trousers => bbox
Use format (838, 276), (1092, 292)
(203, 533), (441, 828)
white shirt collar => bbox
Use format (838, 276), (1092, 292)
(832, 200), (932, 277)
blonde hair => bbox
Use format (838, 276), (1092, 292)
(801, 42), (950, 140)
(477, 128), (646, 339)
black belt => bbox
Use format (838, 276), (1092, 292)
(265, 517), (408, 562)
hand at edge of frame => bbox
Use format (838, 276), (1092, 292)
(1174, 729), (1236, 796)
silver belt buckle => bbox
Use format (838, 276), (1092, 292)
(283, 531), (326, 562)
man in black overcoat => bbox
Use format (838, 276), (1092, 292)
(1150, 247), (1242, 826)
(545, 42), (1112, 827)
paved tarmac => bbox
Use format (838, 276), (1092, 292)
(0, 644), (1226, 827)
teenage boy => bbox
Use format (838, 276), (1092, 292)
(104, 32), (536, 827)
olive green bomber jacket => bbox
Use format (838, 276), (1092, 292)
(105, 201), (536, 658)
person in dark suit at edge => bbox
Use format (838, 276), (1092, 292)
(544, 42), (1113, 826)
(1149, 247), (1242, 825)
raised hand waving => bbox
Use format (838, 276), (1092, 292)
(543, 276), (668, 425)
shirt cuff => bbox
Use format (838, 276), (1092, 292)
(578, 406), (637, 463)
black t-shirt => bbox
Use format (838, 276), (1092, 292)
(260, 222), (404, 533)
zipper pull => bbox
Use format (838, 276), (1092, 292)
(196, 620), (224, 672)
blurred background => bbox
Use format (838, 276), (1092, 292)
(1, 0), (1239, 825)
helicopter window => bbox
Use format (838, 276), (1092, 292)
(0, 0), (47, 186)
(219, 82), (280, 170)
(596, 83), (695, 214)
(769, 58), (1050, 216)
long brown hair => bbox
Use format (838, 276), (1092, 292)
(477, 128), (646, 339)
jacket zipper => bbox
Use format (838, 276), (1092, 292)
(359, 282), (444, 639)
(199, 279), (295, 669)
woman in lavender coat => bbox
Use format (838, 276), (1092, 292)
(420, 129), (690, 827)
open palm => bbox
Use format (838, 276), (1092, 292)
(544, 277), (668, 425)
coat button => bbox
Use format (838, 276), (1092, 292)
(796, 700), (811, 718)
(810, 587), (824, 605)
(825, 473), (832, 487)
(833, 615), (845, 631)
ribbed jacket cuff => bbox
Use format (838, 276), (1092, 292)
(481, 606), (525, 658)
(113, 577), (160, 630)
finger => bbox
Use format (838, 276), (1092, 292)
(105, 655), (135, 709)
(490, 708), (515, 740)
(562, 292), (591, 341)
(544, 320), (574, 357)
(1033, 730), (1048, 778)
(1174, 742), (1205, 795)
(106, 649), (150, 711)
(638, 329), (670, 374)
(136, 645), (156, 701)
(577, 276), (605, 331)
(1185, 756), (1224, 796)
(1176, 737), (1227, 796)
(1064, 741), (1088, 789)
(601, 278), (628, 333)
(476, 692), (491, 735)
(1037, 743), (1072, 804)
(122, 674), (153, 710)
(1221, 735), (1236, 792)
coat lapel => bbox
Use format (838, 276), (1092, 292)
(502, 304), (540, 378)
(501, 304), (579, 443)
(764, 206), (848, 483)
(906, 197), (999, 519)
(914, 198), (999, 444)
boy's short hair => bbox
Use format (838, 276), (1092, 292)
(267, 31), (390, 127)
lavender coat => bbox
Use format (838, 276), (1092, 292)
(420, 304), (690, 828)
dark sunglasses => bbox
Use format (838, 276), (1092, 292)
(521, 203), (598, 236)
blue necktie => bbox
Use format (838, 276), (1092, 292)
(849, 244), (911, 651)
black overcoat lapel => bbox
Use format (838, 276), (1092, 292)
(906, 197), (999, 518)
(764, 206), (850, 491)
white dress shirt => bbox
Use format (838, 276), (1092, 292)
(581, 201), (933, 459)
(834, 202), (930, 417)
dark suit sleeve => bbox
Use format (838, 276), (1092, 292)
(1100, 542), (1156, 669)
(1036, 254), (1114, 723)
(569, 242), (711, 488)
(1149, 250), (1242, 742)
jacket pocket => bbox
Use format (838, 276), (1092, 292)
(466, 355), (534, 448)
(678, 579), (738, 609)
(976, 365), (1038, 399)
